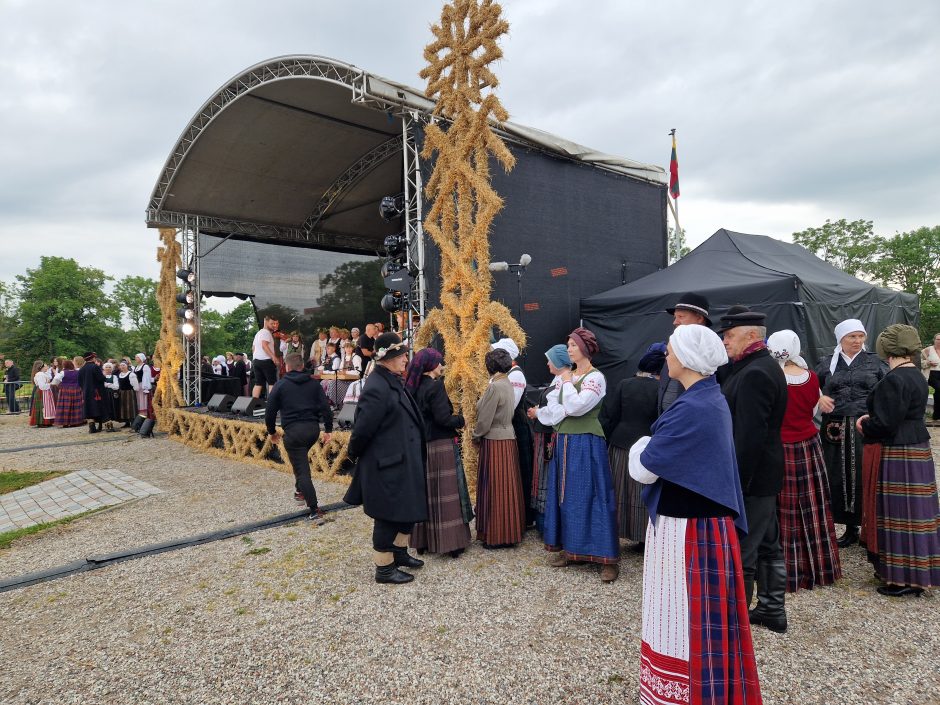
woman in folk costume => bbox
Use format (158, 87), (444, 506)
(29, 361), (56, 428)
(406, 347), (473, 557)
(540, 327), (620, 583)
(921, 332), (940, 422)
(526, 344), (571, 535)
(54, 359), (85, 428)
(767, 330), (842, 593)
(101, 362), (119, 431)
(816, 319), (886, 547)
(492, 338), (535, 527)
(857, 324), (940, 596)
(133, 353), (154, 420)
(629, 324), (761, 705)
(600, 343), (665, 547)
(115, 360), (139, 427)
(473, 348), (526, 548)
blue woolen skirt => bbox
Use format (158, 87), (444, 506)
(543, 433), (620, 564)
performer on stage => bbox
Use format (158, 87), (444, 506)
(629, 323), (761, 705)
(857, 324), (940, 596)
(539, 327), (620, 583)
(251, 316), (281, 399)
(343, 333), (428, 584)
(266, 353), (333, 523)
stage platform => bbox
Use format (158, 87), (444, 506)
(162, 406), (352, 483)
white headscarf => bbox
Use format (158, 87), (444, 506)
(767, 330), (808, 369)
(669, 324), (728, 376)
(491, 337), (519, 360)
(135, 353), (147, 365)
(829, 319), (866, 374)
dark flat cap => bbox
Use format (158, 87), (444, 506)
(666, 292), (712, 327)
(717, 305), (767, 332)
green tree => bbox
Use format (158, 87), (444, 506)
(310, 260), (386, 332)
(221, 300), (257, 354)
(113, 275), (161, 355)
(792, 219), (880, 278)
(0, 281), (16, 356)
(11, 257), (120, 362)
(868, 226), (940, 303)
(199, 309), (229, 358)
(667, 226), (691, 263)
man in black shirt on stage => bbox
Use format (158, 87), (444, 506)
(265, 353), (333, 523)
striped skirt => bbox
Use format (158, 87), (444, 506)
(778, 436), (842, 592)
(116, 390), (138, 422)
(411, 438), (472, 554)
(543, 433), (620, 565)
(641, 515), (762, 705)
(136, 390), (153, 420)
(29, 388), (55, 427)
(609, 444), (648, 543)
(54, 385), (85, 427)
(531, 431), (553, 528)
(873, 442), (940, 588)
(475, 438), (525, 546)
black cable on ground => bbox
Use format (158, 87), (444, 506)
(0, 501), (354, 594)
(0, 432), (168, 454)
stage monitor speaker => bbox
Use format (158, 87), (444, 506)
(231, 396), (264, 416)
(335, 402), (357, 429)
(207, 394), (236, 413)
(132, 415), (146, 432)
(139, 418), (155, 438)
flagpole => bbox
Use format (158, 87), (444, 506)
(668, 128), (681, 264)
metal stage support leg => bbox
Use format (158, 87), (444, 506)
(179, 220), (202, 406)
(402, 111), (426, 341)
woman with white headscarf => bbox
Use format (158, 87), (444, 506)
(629, 324), (761, 705)
(133, 353), (154, 420)
(768, 330), (842, 593)
(816, 319), (887, 547)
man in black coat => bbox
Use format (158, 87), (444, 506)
(266, 353), (333, 522)
(719, 306), (789, 633)
(657, 292), (713, 414)
(344, 332), (428, 585)
(3, 358), (20, 414)
(78, 352), (108, 433)
(232, 352), (249, 396)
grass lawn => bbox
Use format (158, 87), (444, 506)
(0, 510), (100, 551)
(0, 471), (63, 495)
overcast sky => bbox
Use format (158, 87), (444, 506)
(1, 0), (937, 291)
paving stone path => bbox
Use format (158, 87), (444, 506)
(0, 470), (162, 532)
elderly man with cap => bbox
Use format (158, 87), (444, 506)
(537, 327), (620, 582)
(491, 337), (535, 527)
(718, 305), (789, 633)
(78, 352), (108, 434)
(658, 293), (712, 414)
(343, 332), (428, 584)
(816, 318), (887, 548)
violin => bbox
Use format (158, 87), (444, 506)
(273, 330), (290, 341)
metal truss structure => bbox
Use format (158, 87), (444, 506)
(150, 56), (428, 404)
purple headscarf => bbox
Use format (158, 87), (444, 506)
(404, 348), (444, 393)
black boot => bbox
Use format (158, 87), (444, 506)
(749, 560), (788, 633)
(837, 525), (859, 548)
(393, 547), (425, 569)
(744, 578), (755, 610)
(375, 564), (414, 584)
(88, 422), (100, 434)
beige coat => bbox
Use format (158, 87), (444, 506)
(922, 345), (940, 379)
(473, 375), (516, 440)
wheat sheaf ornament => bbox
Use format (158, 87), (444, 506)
(416, 0), (526, 483)
(152, 227), (186, 427)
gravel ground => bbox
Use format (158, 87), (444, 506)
(0, 414), (938, 705)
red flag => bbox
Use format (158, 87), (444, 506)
(669, 134), (680, 199)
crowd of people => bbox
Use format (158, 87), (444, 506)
(255, 294), (940, 704)
(0, 352), (158, 432)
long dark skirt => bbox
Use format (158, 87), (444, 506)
(873, 442), (940, 588)
(411, 438), (472, 554)
(29, 388), (55, 428)
(116, 390), (138, 422)
(821, 416), (864, 526)
(609, 444), (647, 543)
(531, 430), (553, 533)
(778, 436), (842, 592)
(475, 438), (525, 546)
(54, 385), (85, 427)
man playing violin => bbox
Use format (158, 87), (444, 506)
(252, 315), (282, 399)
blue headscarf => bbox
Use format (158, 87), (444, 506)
(545, 344), (571, 369)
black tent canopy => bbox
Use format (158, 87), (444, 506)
(581, 229), (919, 385)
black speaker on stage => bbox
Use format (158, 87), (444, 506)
(139, 418), (156, 438)
(207, 394), (236, 413)
(335, 402), (357, 430)
(132, 415), (146, 432)
(231, 396), (264, 416)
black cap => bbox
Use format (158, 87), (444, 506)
(717, 305), (767, 332)
(374, 332), (408, 361)
(666, 292), (712, 327)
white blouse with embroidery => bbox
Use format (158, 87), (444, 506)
(535, 369), (606, 427)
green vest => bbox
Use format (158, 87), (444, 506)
(556, 371), (605, 437)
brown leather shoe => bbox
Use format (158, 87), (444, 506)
(600, 564), (620, 583)
(548, 552), (569, 567)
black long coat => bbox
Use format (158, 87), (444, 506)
(719, 348), (788, 497)
(343, 365), (428, 523)
(78, 362), (109, 421)
(600, 375), (659, 450)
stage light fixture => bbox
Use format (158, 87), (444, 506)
(379, 195), (405, 221)
(175, 291), (195, 305)
(176, 268), (196, 284)
(181, 321), (196, 337)
(177, 306), (195, 320)
(384, 232), (407, 257)
(381, 260), (405, 279)
(381, 292), (404, 313)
